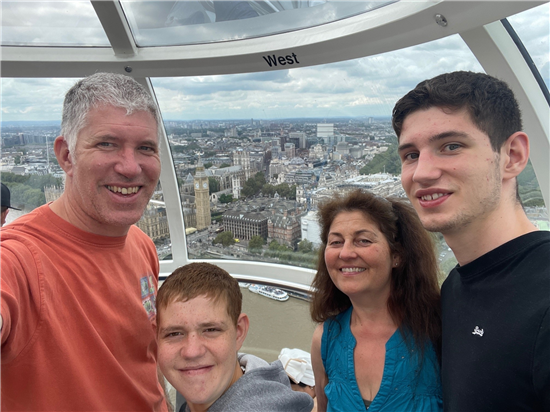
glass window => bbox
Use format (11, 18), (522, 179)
(1, 1), (110, 47)
(1, 78), (69, 219)
(154, 34), (519, 271)
(120, 0), (396, 47)
(507, 3), (550, 91)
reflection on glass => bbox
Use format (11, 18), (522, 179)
(507, 3), (550, 90)
(120, 0), (396, 46)
(1, 1), (109, 47)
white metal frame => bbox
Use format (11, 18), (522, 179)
(2, 1), (543, 78)
(461, 21), (550, 208)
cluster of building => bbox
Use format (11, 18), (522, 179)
(164, 119), (403, 250)
(0, 118), (414, 252)
(5, 118), (546, 259)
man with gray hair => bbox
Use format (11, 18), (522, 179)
(1, 73), (169, 411)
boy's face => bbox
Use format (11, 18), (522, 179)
(158, 295), (248, 411)
(398, 107), (503, 236)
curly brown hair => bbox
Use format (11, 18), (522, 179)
(310, 189), (441, 357)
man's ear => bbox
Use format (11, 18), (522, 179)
(235, 313), (249, 351)
(54, 136), (74, 175)
(1, 209), (9, 222)
(501, 131), (530, 180)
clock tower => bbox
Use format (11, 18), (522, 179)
(194, 159), (211, 230)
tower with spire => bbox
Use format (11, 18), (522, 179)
(194, 157), (211, 230)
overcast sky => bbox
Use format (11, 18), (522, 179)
(1, 2), (548, 122)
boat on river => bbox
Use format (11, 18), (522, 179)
(248, 284), (289, 301)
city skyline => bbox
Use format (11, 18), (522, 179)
(1, 115), (392, 128)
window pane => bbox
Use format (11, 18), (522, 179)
(153, 34), (545, 274)
(507, 3), (550, 91)
(1, 1), (110, 47)
(0, 78), (66, 215)
(120, 0), (396, 47)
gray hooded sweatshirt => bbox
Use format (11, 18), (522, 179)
(176, 353), (313, 412)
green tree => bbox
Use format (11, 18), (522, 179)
(9, 183), (45, 209)
(214, 231), (235, 247)
(518, 160), (544, 206)
(186, 142), (201, 151)
(248, 235), (265, 252)
(170, 145), (186, 154)
(268, 240), (282, 251)
(28, 174), (62, 190)
(298, 239), (313, 253)
(1, 172), (29, 185)
(219, 194), (233, 203)
(14, 155), (21, 165)
(208, 177), (220, 194)
(254, 171), (266, 186)
(359, 144), (401, 175)
(220, 163), (231, 168)
(241, 172), (265, 198)
(272, 183), (296, 200)
(204, 162), (213, 169)
(262, 184), (275, 197)
(1, 172), (62, 211)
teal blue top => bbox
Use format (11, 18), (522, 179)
(321, 307), (442, 412)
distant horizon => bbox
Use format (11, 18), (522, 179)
(1, 115), (393, 128)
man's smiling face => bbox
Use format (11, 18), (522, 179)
(64, 105), (160, 236)
(398, 106), (502, 236)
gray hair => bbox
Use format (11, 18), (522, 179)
(61, 72), (162, 154)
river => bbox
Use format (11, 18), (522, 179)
(240, 285), (317, 362)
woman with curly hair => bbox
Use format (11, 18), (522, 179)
(310, 190), (442, 412)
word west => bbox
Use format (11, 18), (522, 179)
(262, 53), (300, 67)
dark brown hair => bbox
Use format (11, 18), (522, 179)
(392, 71), (523, 203)
(310, 189), (441, 357)
(392, 71), (522, 152)
(156, 262), (242, 326)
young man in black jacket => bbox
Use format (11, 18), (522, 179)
(393, 71), (549, 412)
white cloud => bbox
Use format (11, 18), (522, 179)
(151, 34), (484, 120)
(2, 1), (108, 46)
(1, 3), (547, 121)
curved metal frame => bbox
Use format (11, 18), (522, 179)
(2, 1), (541, 78)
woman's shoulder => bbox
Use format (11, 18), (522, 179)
(326, 306), (352, 328)
(322, 308), (354, 356)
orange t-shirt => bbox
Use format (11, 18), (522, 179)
(1, 205), (167, 411)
